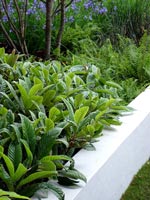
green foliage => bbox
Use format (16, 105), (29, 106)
(66, 33), (150, 103)
(103, 0), (150, 44)
(0, 48), (127, 199)
(0, 189), (30, 200)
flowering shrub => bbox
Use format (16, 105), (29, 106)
(0, 0), (109, 55)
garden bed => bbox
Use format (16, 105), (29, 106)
(32, 87), (150, 200)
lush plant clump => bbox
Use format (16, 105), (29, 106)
(0, 48), (129, 199)
(64, 33), (150, 103)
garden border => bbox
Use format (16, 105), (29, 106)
(32, 87), (150, 200)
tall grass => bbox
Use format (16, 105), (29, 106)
(102, 0), (150, 44)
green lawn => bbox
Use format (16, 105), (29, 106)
(121, 160), (150, 200)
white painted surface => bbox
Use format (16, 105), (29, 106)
(32, 87), (150, 200)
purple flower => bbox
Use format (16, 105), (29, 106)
(84, 0), (93, 9)
(71, 3), (77, 10)
(98, 7), (108, 14)
(26, 8), (34, 15)
(2, 15), (8, 22)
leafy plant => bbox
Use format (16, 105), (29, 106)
(0, 48), (132, 199)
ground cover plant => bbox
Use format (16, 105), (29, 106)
(0, 47), (129, 199)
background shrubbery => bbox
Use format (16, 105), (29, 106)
(1, 0), (150, 57)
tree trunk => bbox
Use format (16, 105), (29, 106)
(45, 0), (53, 60)
(55, 0), (65, 53)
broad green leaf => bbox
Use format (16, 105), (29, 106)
(73, 75), (85, 86)
(78, 111), (99, 131)
(83, 143), (96, 151)
(43, 68), (49, 81)
(98, 98), (115, 110)
(40, 155), (73, 163)
(74, 94), (84, 109)
(6, 49), (18, 67)
(39, 85), (53, 95)
(29, 83), (43, 96)
(37, 134), (56, 159)
(38, 182), (65, 200)
(100, 119), (111, 126)
(6, 81), (22, 108)
(0, 164), (12, 190)
(45, 118), (54, 132)
(95, 110), (107, 121)
(0, 197), (10, 200)
(38, 160), (56, 171)
(74, 106), (89, 125)
(0, 92), (16, 108)
(59, 169), (87, 183)
(58, 176), (79, 186)
(49, 107), (60, 121)
(67, 88), (82, 96)
(0, 152), (15, 178)
(0, 106), (7, 115)
(10, 124), (21, 142)
(105, 119), (121, 125)
(17, 171), (57, 189)
(43, 90), (56, 105)
(48, 127), (63, 138)
(13, 163), (28, 182)
(8, 142), (22, 169)
(87, 124), (95, 134)
(20, 139), (33, 167)
(0, 189), (30, 199)
(37, 127), (63, 159)
(62, 98), (74, 121)
(19, 114), (36, 154)
(111, 105), (129, 111)
(106, 81), (123, 90)
(16, 83), (30, 109)
(0, 146), (4, 153)
(0, 128), (11, 138)
(33, 76), (43, 85)
(96, 89), (114, 96)
(65, 75), (72, 88)
(56, 138), (69, 148)
(6, 110), (14, 124)
(0, 138), (10, 146)
(31, 95), (43, 105)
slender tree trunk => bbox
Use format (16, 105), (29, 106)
(45, 0), (53, 60)
(55, 0), (65, 52)
(0, 21), (18, 51)
(1, 0), (29, 56)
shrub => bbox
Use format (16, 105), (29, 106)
(0, 48), (128, 199)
